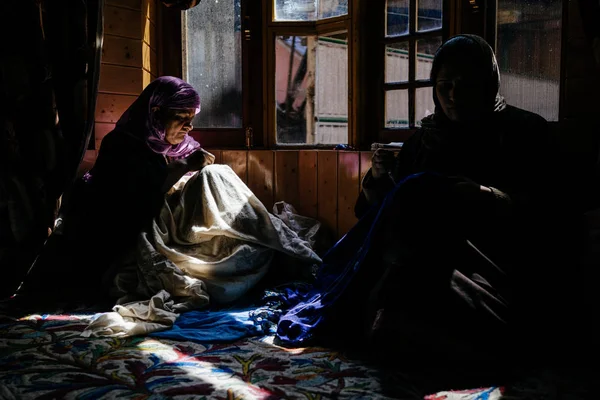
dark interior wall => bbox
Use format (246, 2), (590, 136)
(555, 0), (600, 211)
(0, 0), (103, 298)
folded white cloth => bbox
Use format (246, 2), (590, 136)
(81, 290), (177, 338)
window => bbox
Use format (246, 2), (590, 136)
(383, 0), (444, 133)
(268, 1), (351, 146)
(181, 0), (449, 148)
(183, 1), (243, 129)
(179, 1), (564, 150)
(495, 0), (562, 121)
(182, 0), (263, 148)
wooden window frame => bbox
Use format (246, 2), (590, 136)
(264, 1), (356, 149)
(160, 0), (264, 149)
(160, 1), (568, 150)
(364, 0), (451, 146)
(160, 1), (480, 150)
(451, 0), (567, 126)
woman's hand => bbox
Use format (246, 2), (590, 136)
(447, 176), (493, 211)
(371, 149), (395, 180)
(185, 148), (215, 171)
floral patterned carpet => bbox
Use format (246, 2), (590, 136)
(0, 313), (507, 399)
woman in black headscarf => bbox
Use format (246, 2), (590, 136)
(357, 34), (550, 220)
(277, 35), (576, 370)
(355, 34), (573, 362)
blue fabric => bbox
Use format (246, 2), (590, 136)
(150, 308), (272, 342)
(150, 284), (313, 343)
(275, 172), (431, 347)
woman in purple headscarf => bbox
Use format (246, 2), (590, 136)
(15, 76), (214, 304)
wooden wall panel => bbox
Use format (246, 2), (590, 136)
(142, 42), (158, 75)
(99, 64), (144, 95)
(94, 122), (115, 150)
(297, 150), (318, 219)
(221, 150), (248, 184)
(210, 150), (222, 165)
(248, 150), (274, 209)
(143, 17), (156, 50)
(105, 5), (142, 40)
(337, 152), (360, 238)
(92, 0), (157, 160)
(274, 151), (299, 207)
(143, 0), (157, 24)
(359, 151), (373, 184)
(317, 151), (338, 239)
(106, 0), (141, 10)
(102, 35), (142, 68)
(96, 94), (137, 123)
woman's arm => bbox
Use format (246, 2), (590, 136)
(354, 134), (420, 219)
(160, 159), (190, 193)
(160, 148), (215, 193)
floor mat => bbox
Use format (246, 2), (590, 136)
(0, 314), (511, 399)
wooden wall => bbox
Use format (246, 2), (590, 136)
(91, 0), (158, 156)
(212, 150), (373, 239)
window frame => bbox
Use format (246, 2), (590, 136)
(167, 0), (264, 148)
(452, 0), (567, 125)
(168, 0), (566, 150)
(264, 1), (355, 149)
(367, 0), (451, 145)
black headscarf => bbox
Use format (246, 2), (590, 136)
(423, 34), (506, 131)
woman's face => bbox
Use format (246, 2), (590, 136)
(435, 63), (487, 122)
(157, 108), (196, 145)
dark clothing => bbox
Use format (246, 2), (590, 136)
(17, 130), (171, 302)
(66, 129), (169, 250)
(351, 34), (581, 363)
(10, 76), (201, 307)
(356, 104), (552, 221)
(355, 105), (584, 362)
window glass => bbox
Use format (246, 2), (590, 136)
(275, 34), (348, 144)
(497, 0), (562, 121)
(183, 1), (243, 128)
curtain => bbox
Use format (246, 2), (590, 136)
(0, 0), (104, 298)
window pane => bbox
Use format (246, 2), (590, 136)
(385, 89), (408, 128)
(318, 0), (348, 19)
(497, 0), (561, 121)
(274, 0), (347, 21)
(418, 0), (442, 32)
(274, 0), (317, 21)
(385, 42), (408, 83)
(416, 86), (435, 126)
(416, 36), (441, 80)
(386, 0), (409, 37)
(275, 34), (348, 145)
(183, 1), (242, 128)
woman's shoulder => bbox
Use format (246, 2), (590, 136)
(498, 104), (548, 129)
(99, 128), (158, 160)
(101, 129), (142, 149)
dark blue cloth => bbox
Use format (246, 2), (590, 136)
(150, 308), (274, 342)
(150, 285), (313, 343)
(275, 172), (434, 347)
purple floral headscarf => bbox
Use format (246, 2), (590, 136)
(116, 76), (201, 159)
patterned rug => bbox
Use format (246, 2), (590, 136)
(0, 314), (505, 399)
